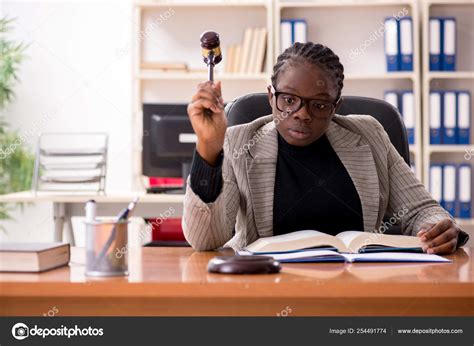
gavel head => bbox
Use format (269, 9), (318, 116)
(200, 31), (222, 65)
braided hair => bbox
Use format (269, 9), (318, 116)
(271, 42), (345, 101)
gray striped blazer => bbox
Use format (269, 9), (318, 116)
(182, 114), (457, 251)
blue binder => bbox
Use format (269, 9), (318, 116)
(442, 91), (457, 144)
(457, 91), (471, 144)
(401, 90), (415, 144)
(442, 164), (457, 216)
(458, 164), (472, 219)
(384, 17), (400, 71)
(399, 17), (413, 71)
(442, 17), (456, 71)
(429, 17), (442, 71)
(429, 91), (442, 144)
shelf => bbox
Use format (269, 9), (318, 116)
(278, 0), (417, 9)
(425, 0), (474, 5)
(135, 1), (269, 8)
(457, 218), (474, 227)
(428, 145), (474, 153)
(345, 72), (416, 81)
(137, 71), (270, 81)
(427, 71), (474, 80)
(137, 71), (416, 81)
(131, 0), (470, 193)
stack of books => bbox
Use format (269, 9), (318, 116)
(224, 27), (267, 74)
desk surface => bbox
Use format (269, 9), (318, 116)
(0, 191), (184, 203)
(1, 247), (473, 316)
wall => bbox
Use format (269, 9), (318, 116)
(1, 0), (133, 242)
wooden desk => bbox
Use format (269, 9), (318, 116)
(0, 247), (473, 316)
(0, 191), (184, 245)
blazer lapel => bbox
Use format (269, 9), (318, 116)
(326, 117), (380, 233)
(246, 119), (278, 238)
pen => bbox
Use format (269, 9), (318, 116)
(116, 197), (139, 222)
(92, 197), (139, 270)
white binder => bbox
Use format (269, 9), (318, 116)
(402, 91), (415, 144)
(430, 165), (443, 203)
(293, 20), (307, 43)
(443, 165), (456, 214)
(443, 91), (457, 144)
(384, 91), (398, 110)
(280, 21), (292, 53)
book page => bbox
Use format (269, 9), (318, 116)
(336, 231), (422, 253)
(239, 249), (344, 262)
(245, 230), (347, 253)
(342, 252), (451, 263)
(335, 231), (368, 252)
(265, 230), (327, 243)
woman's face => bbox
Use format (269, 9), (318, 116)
(268, 62), (341, 146)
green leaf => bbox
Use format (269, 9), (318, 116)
(0, 17), (33, 222)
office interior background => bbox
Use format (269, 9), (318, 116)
(1, 0), (473, 245)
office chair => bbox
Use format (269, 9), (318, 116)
(225, 93), (410, 166)
(224, 93), (412, 234)
(225, 93), (410, 165)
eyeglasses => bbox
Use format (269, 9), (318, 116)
(270, 85), (339, 119)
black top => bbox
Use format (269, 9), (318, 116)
(272, 133), (363, 236)
(189, 132), (364, 236)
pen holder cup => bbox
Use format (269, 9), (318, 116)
(85, 220), (129, 277)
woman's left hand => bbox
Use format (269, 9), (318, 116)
(417, 218), (460, 254)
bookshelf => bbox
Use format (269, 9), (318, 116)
(132, 0), (472, 236)
(275, 0), (423, 180)
(132, 0), (273, 190)
(421, 0), (474, 230)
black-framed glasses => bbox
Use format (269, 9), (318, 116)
(270, 85), (339, 119)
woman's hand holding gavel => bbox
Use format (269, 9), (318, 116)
(187, 81), (227, 166)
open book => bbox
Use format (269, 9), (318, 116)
(243, 230), (423, 254)
(238, 249), (450, 263)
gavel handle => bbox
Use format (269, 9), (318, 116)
(208, 61), (214, 82)
(204, 53), (215, 117)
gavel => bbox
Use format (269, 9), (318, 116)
(200, 31), (222, 116)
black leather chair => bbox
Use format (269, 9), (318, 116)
(225, 93), (410, 165)
(224, 93), (412, 234)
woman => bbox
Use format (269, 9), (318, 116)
(183, 42), (468, 253)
